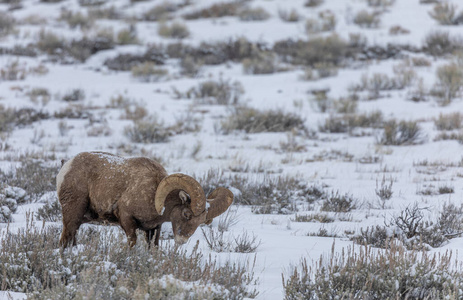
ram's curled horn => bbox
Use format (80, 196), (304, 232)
(155, 173), (206, 215)
(205, 187), (234, 224)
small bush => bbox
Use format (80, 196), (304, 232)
(376, 176), (393, 208)
(320, 191), (356, 213)
(131, 62), (168, 82)
(284, 242), (463, 299)
(353, 10), (381, 28)
(221, 106), (307, 134)
(79, 0), (106, 6)
(183, 2), (243, 19)
(158, 22), (190, 39)
(433, 62), (463, 106)
(201, 226), (260, 253)
(0, 11), (15, 37)
(389, 25), (410, 35)
(36, 198), (62, 222)
(87, 124), (112, 137)
(408, 78), (429, 102)
(199, 170), (324, 214)
(438, 203), (463, 238)
(320, 111), (384, 133)
(305, 10), (336, 34)
(88, 6), (121, 19)
(117, 26), (138, 45)
(429, 2), (463, 25)
(121, 102), (148, 120)
(238, 7), (270, 21)
(189, 78), (244, 105)
(292, 213), (334, 223)
(124, 117), (171, 143)
(0, 158), (59, 201)
(67, 32), (115, 62)
(438, 185), (454, 194)
(354, 72), (399, 99)
(423, 30), (463, 57)
(0, 105), (49, 133)
(62, 89), (85, 102)
(0, 223), (258, 298)
(104, 46), (165, 71)
(36, 30), (65, 55)
(351, 225), (391, 248)
(242, 52), (278, 74)
(435, 112), (463, 130)
(278, 8), (300, 22)
(378, 119), (425, 146)
(0, 60), (27, 81)
(0, 186), (27, 223)
(143, 2), (178, 21)
(179, 55), (202, 77)
(28, 88), (51, 106)
(59, 10), (94, 29)
(233, 231), (261, 253)
(367, 0), (394, 8)
(274, 34), (349, 67)
(304, 0), (323, 7)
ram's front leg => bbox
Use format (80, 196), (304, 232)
(119, 212), (138, 247)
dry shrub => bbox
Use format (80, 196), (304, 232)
(183, 2), (243, 20)
(0, 157), (59, 201)
(131, 62), (168, 82)
(429, 2), (463, 25)
(320, 111), (383, 133)
(320, 191), (356, 213)
(158, 22), (190, 39)
(423, 30), (463, 57)
(124, 117), (171, 143)
(304, 0), (323, 7)
(0, 222), (258, 298)
(284, 241), (463, 299)
(238, 7), (270, 21)
(353, 10), (381, 28)
(104, 46), (165, 71)
(143, 2), (178, 21)
(198, 170), (324, 214)
(188, 78), (244, 105)
(433, 62), (463, 106)
(274, 34), (349, 67)
(242, 52), (278, 74)
(0, 11), (15, 37)
(434, 112), (463, 130)
(305, 10), (336, 34)
(59, 9), (94, 29)
(221, 106), (306, 134)
(278, 8), (300, 22)
(378, 119), (425, 146)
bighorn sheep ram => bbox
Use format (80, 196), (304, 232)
(56, 152), (233, 248)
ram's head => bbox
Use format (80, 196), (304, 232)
(154, 174), (234, 244)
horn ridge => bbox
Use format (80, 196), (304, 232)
(155, 173), (206, 215)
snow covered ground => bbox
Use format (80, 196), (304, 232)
(2, 0), (463, 299)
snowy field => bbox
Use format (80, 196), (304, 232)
(2, 0), (463, 299)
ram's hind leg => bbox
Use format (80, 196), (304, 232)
(59, 190), (89, 248)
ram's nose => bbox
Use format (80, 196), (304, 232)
(174, 235), (189, 245)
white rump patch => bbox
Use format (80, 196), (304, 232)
(56, 157), (74, 193)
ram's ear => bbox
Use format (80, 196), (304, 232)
(179, 191), (189, 204)
(205, 187), (233, 224)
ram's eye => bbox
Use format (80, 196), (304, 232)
(182, 210), (192, 220)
